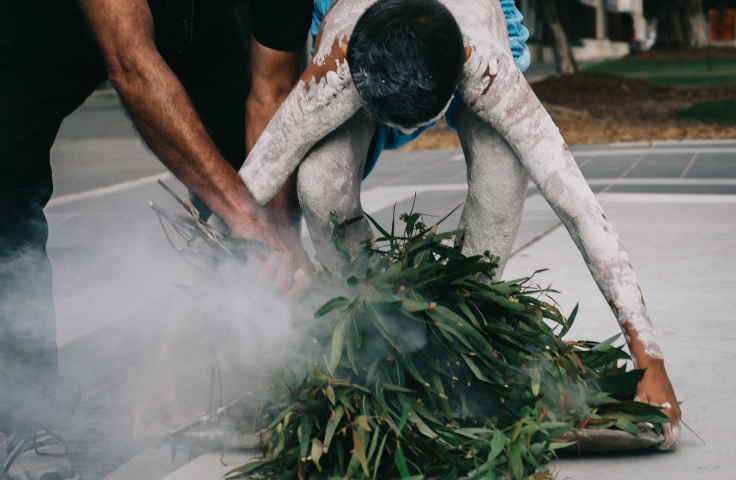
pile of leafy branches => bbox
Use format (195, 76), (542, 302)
(151, 189), (670, 480)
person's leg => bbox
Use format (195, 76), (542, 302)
(297, 112), (377, 264)
(0, 0), (104, 431)
(160, 6), (250, 219)
(452, 103), (529, 278)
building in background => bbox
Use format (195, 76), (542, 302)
(518, 0), (647, 62)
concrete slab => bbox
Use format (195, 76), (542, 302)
(504, 193), (736, 479)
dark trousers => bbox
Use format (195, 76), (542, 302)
(0, 0), (249, 430)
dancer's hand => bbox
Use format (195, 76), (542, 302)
(635, 360), (681, 450)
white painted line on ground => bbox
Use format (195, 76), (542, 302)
(578, 139), (736, 149)
(361, 183), (468, 214)
(571, 147), (736, 157)
(47, 172), (173, 208)
(597, 193), (736, 204)
(585, 178), (736, 186)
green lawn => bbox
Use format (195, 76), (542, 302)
(583, 60), (736, 86)
(673, 100), (736, 124)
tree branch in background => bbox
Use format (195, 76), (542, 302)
(533, 0), (577, 75)
(653, 0), (708, 48)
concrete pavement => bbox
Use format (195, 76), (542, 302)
(45, 94), (736, 479)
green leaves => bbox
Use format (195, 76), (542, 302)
(180, 210), (671, 480)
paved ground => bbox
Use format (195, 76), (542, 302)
(41, 90), (736, 479)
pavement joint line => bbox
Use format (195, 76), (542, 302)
(510, 222), (563, 258)
(599, 153), (647, 194)
(510, 191), (736, 258)
(47, 172), (173, 208)
(680, 153), (699, 179)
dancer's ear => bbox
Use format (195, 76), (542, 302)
(341, 42), (349, 57)
(464, 46), (472, 63)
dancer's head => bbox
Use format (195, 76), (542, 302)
(347, 0), (465, 131)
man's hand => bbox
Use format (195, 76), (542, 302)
(227, 211), (314, 300)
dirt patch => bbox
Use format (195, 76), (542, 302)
(405, 71), (736, 149)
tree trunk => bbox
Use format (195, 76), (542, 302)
(535, 0), (577, 74)
(655, 0), (708, 48)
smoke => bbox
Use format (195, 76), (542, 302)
(0, 183), (304, 476)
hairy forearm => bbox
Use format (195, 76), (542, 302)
(77, 0), (264, 231)
(116, 53), (263, 227)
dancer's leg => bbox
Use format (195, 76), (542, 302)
(297, 112), (377, 265)
(453, 103), (529, 278)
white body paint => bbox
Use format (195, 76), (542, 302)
(239, 0), (664, 362)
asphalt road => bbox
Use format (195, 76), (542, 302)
(44, 90), (736, 480)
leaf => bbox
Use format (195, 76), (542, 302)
(395, 444), (410, 478)
(311, 438), (324, 471)
(507, 438), (524, 479)
(548, 441), (576, 452)
(596, 369), (645, 395)
(614, 417), (642, 436)
(326, 384), (336, 406)
(357, 415), (373, 432)
(372, 432), (389, 480)
(531, 367), (542, 396)
(224, 460), (267, 478)
(462, 354), (491, 383)
(272, 422), (286, 459)
(323, 407), (344, 451)
(364, 212), (392, 239)
(314, 296), (351, 318)
(329, 319), (347, 375)
(299, 415), (313, 459)
(354, 425), (370, 476)
(313, 369), (327, 381)
(382, 383), (416, 393)
(401, 299), (432, 312)
(591, 333), (622, 351)
(397, 403), (411, 432)
(560, 304), (578, 337)
(488, 430), (505, 462)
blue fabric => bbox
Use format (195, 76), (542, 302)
(309, 0), (530, 178)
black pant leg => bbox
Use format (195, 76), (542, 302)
(161, 7), (250, 218)
(0, 0), (105, 429)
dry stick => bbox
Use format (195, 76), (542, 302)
(150, 202), (209, 271)
(164, 396), (251, 440)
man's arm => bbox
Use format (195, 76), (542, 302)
(76, 0), (277, 247)
(452, 1), (680, 447)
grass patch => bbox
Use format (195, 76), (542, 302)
(584, 60), (736, 86)
(673, 100), (736, 124)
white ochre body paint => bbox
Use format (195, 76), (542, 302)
(239, 0), (665, 362)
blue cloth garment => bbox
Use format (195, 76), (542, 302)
(310, 0), (530, 178)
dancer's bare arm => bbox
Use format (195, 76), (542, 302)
(450, 0), (680, 446)
(238, 0), (374, 205)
